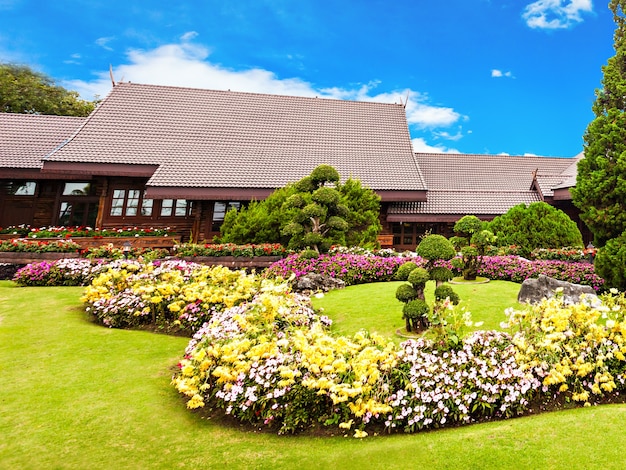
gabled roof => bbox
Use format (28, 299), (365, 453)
(43, 82), (426, 198)
(0, 113), (85, 169)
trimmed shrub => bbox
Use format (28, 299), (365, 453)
(396, 284), (419, 303)
(394, 261), (418, 281)
(595, 232), (626, 290)
(416, 234), (456, 263)
(434, 284), (460, 305)
(407, 267), (430, 287)
(429, 266), (454, 284)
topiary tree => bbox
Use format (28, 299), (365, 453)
(415, 234), (456, 268)
(434, 284), (460, 305)
(453, 216), (495, 281)
(220, 165), (381, 252)
(484, 202), (583, 257)
(395, 235), (460, 333)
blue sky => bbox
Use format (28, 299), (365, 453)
(0, 0), (617, 157)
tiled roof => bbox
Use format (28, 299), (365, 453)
(45, 82), (425, 192)
(414, 153), (575, 191)
(388, 153), (578, 218)
(389, 191), (542, 216)
(0, 113), (85, 168)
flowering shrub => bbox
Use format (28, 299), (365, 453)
(84, 244), (170, 260)
(174, 243), (287, 257)
(82, 260), (260, 331)
(173, 284), (540, 436)
(264, 253), (407, 286)
(0, 225), (174, 238)
(13, 258), (101, 286)
(530, 247), (585, 261)
(0, 238), (80, 253)
(477, 256), (603, 290)
(504, 291), (626, 405)
(328, 246), (402, 258)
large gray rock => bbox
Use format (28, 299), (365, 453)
(518, 274), (598, 306)
(293, 273), (345, 293)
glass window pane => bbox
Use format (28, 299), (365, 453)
(125, 190), (140, 216)
(59, 202), (72, 225)
(110, 189), (125, 216)
(113, 189), (125, 198)
(161, 199), (173, 217)
(11, 182), (37, 196)
(141, 198), (153, 216)
(175, 199), (188, 217)
(63, 182), (91, 196)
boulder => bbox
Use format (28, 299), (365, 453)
(517, 274), (599, 306)
(293, 273), (345, 293)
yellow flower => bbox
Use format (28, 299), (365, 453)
(353, 429), (368, 439)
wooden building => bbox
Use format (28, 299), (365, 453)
(0, 82), (585, 249)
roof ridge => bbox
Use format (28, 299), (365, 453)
(113, 81), (406, 108)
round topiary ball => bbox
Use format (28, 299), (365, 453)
(429, 266), (454, 283)
(403, 299), (430, 319)
(407, 267), (430, 287)
(394, 261), (418, 281)
(434, 284), (460, 305)
(395, 284), (418, 303)
(416, 234), (456, 261)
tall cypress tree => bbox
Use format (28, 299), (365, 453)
(572, 0), (626, 246)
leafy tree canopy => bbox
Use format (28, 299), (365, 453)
(0, 63), (96, 116)
(571, 0), (626, 246)
(484, 202), (583, 257)
(220, 165), (381, 251)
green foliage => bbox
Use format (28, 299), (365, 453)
(434, 284), (460, 305)
(429, 266), (454, 283)
(407, 267), (430, 287)
(485, 202), (583, 257)
(416, 234), (456, 262)
(572, 1), (626, 245)
(299, 249), (320, 260)
(402, 299), (430, 319)
(220, 166), (381, 252)
(454, 215), (483, 237)
(470, 230), (496, 255)
(394, 261), (418, 281)
(310, 164), (340, 186)
(595, 231), (626, 290)
(395, 284), (418, 303)
(449, 236), (468, 251)
(0, 63), (96, 116)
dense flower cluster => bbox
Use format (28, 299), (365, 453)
(174, 283), (541, 436)
(82, 260), (260, 331)
(0, 225), (174, 238)
(328, 246), (406, 258)
(174, 243), (287, 257)
(13, 258), (104, 286)
(530, 247), (586, 262)
(477, 256), (603, 290)
(264, 253), (408, 286)
(0, 238), (81, 253)
(84, 244), (169, 260)
(505, 291), (626, 404)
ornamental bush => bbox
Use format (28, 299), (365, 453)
(485, 202), (583, 257)
(394, 261), (419, 281)
(594, 232), (626, 290)
(434, 284), (460, 304)
(415, 234), (456, 265)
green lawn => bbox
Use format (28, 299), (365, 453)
(3, 280), (626, 469)
(311, 280), (522, 339)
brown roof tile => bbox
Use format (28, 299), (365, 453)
(0, 113), (85, 169)
(45, 82), (425, 192)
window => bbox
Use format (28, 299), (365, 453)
(3, 181), (36, 196)
(160, 199), (193, 217)
(62, 182), (92, 196)
(109, 188), (153, 217)
(212, 201), (241, 231)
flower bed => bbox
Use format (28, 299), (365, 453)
(0, 225), (174, 238)
(0, 238), (80, 253)
(13, 258), (103, 287)
(264, 253), (407, 286)
(175, 243), (287, 257)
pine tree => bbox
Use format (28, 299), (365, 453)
(572, 0), (626, 245)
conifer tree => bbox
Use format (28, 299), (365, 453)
(572, 0), (626, 245)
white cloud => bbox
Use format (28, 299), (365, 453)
(180, 31), (198, 42)
(522, 0), (593, 30)
(411, 138), (460, 154)
(95, 36), (114, 51)
(64, 38), (464, 130)
(491, 69), (513, 78)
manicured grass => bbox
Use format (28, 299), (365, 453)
(311, 280), (522, 338)
(3, 279), (626, 469)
